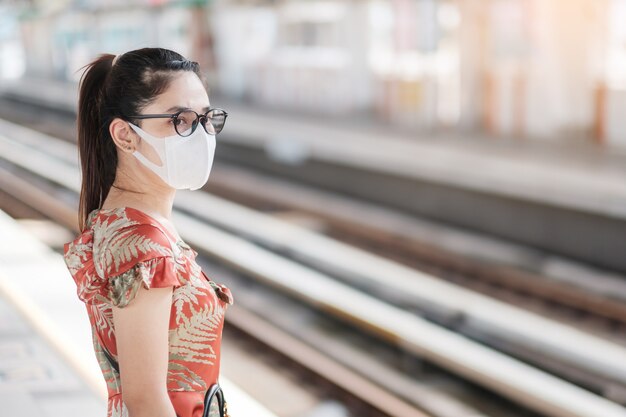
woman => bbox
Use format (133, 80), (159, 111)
(63, 47), (234, 417)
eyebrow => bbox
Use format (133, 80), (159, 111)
(164, 105), (211, 113)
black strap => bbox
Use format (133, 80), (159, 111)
(102, 345), (120, 374)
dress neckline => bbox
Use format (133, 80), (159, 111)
(92, 206), (185, 246)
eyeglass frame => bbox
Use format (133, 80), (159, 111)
(123, 107), (228, 137)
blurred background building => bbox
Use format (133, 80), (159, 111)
(2, 0), (626, 147)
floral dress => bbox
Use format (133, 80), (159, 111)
(63, 206), (234, 417)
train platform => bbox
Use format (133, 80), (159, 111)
(0, 290), (105, 416)
(0, 208), (278, 417)
(0, 210), (105, 416)
(1, 76), (625, 271)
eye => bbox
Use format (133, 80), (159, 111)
(176, 111), (197, 127)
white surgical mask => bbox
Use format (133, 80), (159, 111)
(128, 122), (216, 190)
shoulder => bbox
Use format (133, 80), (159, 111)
(90, 207), (175, 279)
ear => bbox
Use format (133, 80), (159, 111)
(109, 118), (138, 153)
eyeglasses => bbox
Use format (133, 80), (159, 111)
(125, 108), (228, 137)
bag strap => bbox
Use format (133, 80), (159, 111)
(102, 344), (120, 374)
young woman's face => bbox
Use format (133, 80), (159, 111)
(135, 71), (210, 138)
(124, 71), (211, 175)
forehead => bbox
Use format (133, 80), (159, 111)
(146, 71), (209, 112)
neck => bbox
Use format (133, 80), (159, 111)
(106, 187), (175, 220)
(102, 172), (176, 221)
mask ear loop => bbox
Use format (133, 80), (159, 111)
(127, 122), (167, 169)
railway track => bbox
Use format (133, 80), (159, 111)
(1, 96), (625, 345)
(5, 117), (624, 415)
(203, 165), (626, 338)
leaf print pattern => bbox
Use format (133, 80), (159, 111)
(62, 207), (234, 417)
(169, 302), (224, 366)
(64, 241), (92, 275)
(95, 224), (173, 278)
(173, 280), (207, 324)
(107, 257), (181, 308)
(108, 265), (145, 309)
(167, 361), (207, 392)
(90, 302), (115, 339)
(92, 330), (121, 393)
(108, 398), (129, 417)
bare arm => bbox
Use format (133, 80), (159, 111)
(112, 284), (177, 417)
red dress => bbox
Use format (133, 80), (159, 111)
(63, 206), (234, 417)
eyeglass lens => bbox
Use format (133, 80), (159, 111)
(175, 110), (226, 137)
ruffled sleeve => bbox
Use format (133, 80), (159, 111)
(94, 223), (182, 308)
(108, 256), (180, 308)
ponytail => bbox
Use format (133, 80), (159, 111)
(77, 53), (117, 232)
(75, 48), (206, 232)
